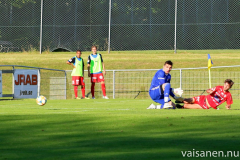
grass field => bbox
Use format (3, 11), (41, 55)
(1, 50), (240, 159)
(1, 50), (240, 98)
(1, 50), (240, 70)
(0, 99), (240, 160)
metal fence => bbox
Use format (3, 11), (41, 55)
(66, 65), (240, 100)
(1, 65), (240, 100)
(0, 0), (239, 53)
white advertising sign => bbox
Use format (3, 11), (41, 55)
(0, 70), (2, 97)
(14, 69), (39, 99)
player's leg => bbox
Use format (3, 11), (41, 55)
(176, 96), (199, 108)
(98, 73), (108, 99)
(72, 76), (80, 99)
(74, 86), (79, 99)
(90, 74), (96, 99)
(91, 82), (95, 99)
(81, 85), (85, 98)
(80, 77), (89, 99)
(183, 98), (195, 104)
(171, 101), (176, 108)
(100, 81), (107, 97)
(148, 89), (162, 109)
(148, 89), (175, 109)
(177, 96), (207, 109)
(151, 99), (176, 109)
(162, 83), (173, 108)
(183, 104), (203, 109)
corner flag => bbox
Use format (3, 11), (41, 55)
(207, 54), (213, 88)
(208, 54), (213, 69)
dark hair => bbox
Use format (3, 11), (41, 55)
(164, 60), (173, 66)
(225, 79), (234, 87)
(91, 45), (97, 50)
(76, 50), (81, 53)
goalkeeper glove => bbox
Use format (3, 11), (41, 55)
(173, 88), (183, 96)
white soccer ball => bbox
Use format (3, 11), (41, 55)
(36, 95), (47, 106)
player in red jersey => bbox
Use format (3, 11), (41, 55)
(87, 45), (108, 99)
(67, 50), (89, 99)
(176, 79), (234, 109)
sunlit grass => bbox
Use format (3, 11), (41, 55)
(0, 99), (240, 159)
(1, 50), (240, 70)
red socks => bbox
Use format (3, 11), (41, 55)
(91, 83), (95, 97)
(101, 83), (106, 96)
(91, 83), (106, 97)
(81, 86), (85, 98)
(74, 86), (78, 98)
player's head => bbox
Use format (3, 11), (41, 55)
(223, 79), (234, 91)
(91, 45), (97, 54)
(76, 50), (82, 58)
(163, 60), (173, 74)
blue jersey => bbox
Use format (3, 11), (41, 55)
(149, 69), (171, 91)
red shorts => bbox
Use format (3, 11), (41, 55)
(72, 76), (85, 86)
(193, 95), (209, 109)
(91, 73), (105, 83)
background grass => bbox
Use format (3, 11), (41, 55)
(1, 50), (240, 99)
(0, 99), (240, 160)
(1, 50), (240, 159)
(1, 50), (240, 70)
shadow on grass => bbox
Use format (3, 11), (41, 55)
(0, 114), (240, 160)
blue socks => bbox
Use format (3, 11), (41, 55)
(164, 83), (171, 103)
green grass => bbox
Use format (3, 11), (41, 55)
(1, 50), (240, 97)
(0, 99), (240, 160)
(1, 50), (240, 159)
(1, 50), (240, 70)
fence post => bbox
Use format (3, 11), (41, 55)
(174, 0), (177, 54)
(180, 69), (182, 89)
(38, 69), (41, 96)
(113, 70), (115, 99)
(108, 0), (112, 53)
(64, 71), (67, 99)
(40, 0), (43, 54)
(12, 66), (14, 98)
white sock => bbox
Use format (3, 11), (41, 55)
(164, 97), (169, 103)
(156, 105), (161, 109)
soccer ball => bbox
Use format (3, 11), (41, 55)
(36, 95), (47, 106)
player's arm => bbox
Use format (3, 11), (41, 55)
(206, 89), (213, 94)
(66, 57), (75, 68)
(206, 86), (217, 94)
(166, 77), (184, 100)
(169, 79), (184, 101)
(156, 71), (166, 85)
(100, 54), (106, 75)
(171, 88), (184, 101)
(87, 56), (91, 77)
(225, 104), (231, 110)
(82, 59), (84, 77)
(102, 62), (106, 75)
(225, 94), (233, 110)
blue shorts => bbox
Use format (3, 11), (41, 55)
(149, 85), (170, 104)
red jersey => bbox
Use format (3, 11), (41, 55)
(206, 86), (233, 109)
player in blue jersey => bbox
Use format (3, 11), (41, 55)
(148, 60), (183, 109)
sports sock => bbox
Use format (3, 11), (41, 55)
(74, 86), (78, 98)
(164, 83), (171, 103)
(101, 83), (106, 96)
(81, 86), (85, 98)
(176, 104), (184, 109)
(91, 83), (95, 97)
